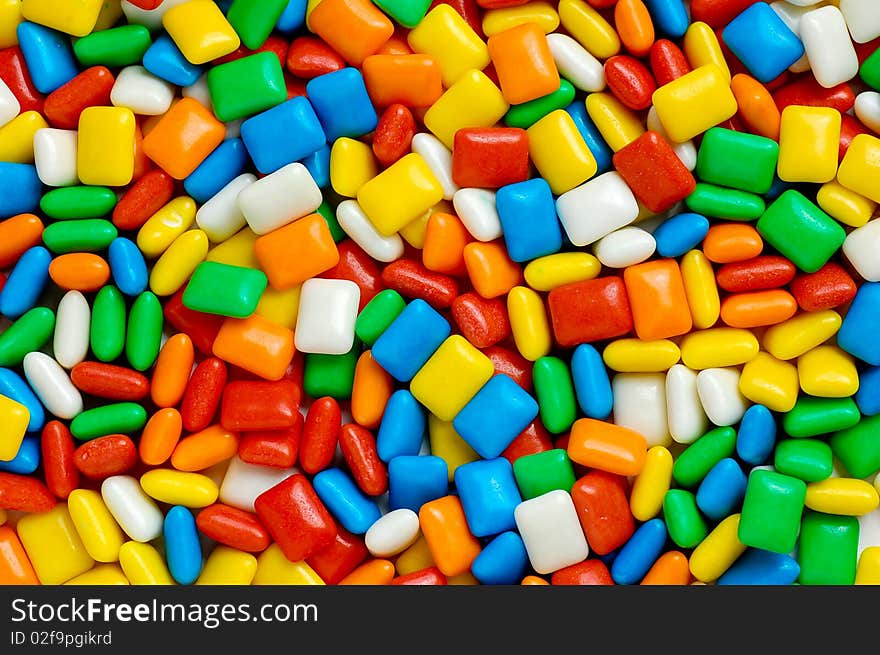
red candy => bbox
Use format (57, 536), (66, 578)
(604, 55), (657, 110)
(430, 0), (484, 36)
(372, 103), (416, 167)
(649, 39), (691, 86)
(163, 289), (225, 355)
(381, 258), (459, 309)
(195, 503), (271, 552)
(0, 47), (43, 113)
(452, 127), (530, 189)
(339, 423), (388, 496)
(612, 131), (696, 213)
(548, 277), (634, 347)
(790, 262), (858, 312)
(286, 36), (346, 79)
(501, 420), (553, 463)
(180, 357), (228, 433)
(113, 169), (176, 231)
(321, 240), (383, 311)
(300, 396), (342, 475)
(772, 75), (855, 113)
(238, 420), (303, 468)
(70, 362), (150, 401)
(451, 292), (511, 348)
(40, 421), (79, 500)
(570, 471), (635, 555)
(73, 435), (138, 480)
(126, 0), (163, 8)
(839, 114), (872, 161)
(715, 256), (797, 293)
(484, 345), (533, 391)
(306, 526), (370, 584)
(0, 472), (56, 513)
(392, 566), (448, 585)
(43, 66), (114, 130)
(220, 380), (301, 431)
(551, 559), (614, 585)
(690, 0), (759, 28)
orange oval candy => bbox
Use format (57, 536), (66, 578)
(731, 74), (780, 141)
(616, 0), (655, 58)
(139, 408), (184, 467)
(338, 559), (396, 585)
(151, 333), (194, 408)
(48, 253), (111, 291)
(702, 223), (763, 264)
(640, 550), (691, 585)
(351, 350), (394, 430)
(418, 496), (482, 577)
(0, 214), (43, 269)
(170, 424), (239, 472)
(720, 289), (798, 328)
(567, 418), (647, 476)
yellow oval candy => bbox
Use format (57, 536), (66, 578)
(805, 478), (880, 516)
(330, 137), (378, 198)
(558, 0), (619, 59)
(585, 92), (644, 152)
(149, 229), (209, 296)
(681, 249), (720, 329)
(689, 514), (746, 583)
(680, 327), (759, 370)
(856, 546), (880, 585)
(603, 339), (681, 372)
(797, 345), (859, 398)
(817, 181), (876, 228)
(507, 285), (552, 361)
(524, 252), (601, 291)
(65, 563), (129, 585)
(118, 541), (174, 585)
(197, 546), (258, 585)
(630, 446), (673, 521)
(67, 489), (126, 563)
(683, 21), (731, 82)
(137, 196), (197, 258)
(253, 544), (325, 585)
(763, 310), (842, 360)
(739, 352), (799, 413)
(483, 1), (559, 36)
(140, 469), (219, 508)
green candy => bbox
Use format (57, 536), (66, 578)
(798, 511), (859, 585)
(684, 183), (766, 220)
(773, 439), (833, 482)
(304, 346), (360, 400)
(861, 47), (880, 91)
(207, 51), (288, 122)
(73, 25), (152, 67)
(672, 426), (736, 487)
(695, 127), (779, 194)
(756, 190), (845, 273)
(126, 292), (163, 372)
(504, 80), (576, 129)
(830, 414), (880, 479)
(71, 403), (147, 441)
(738, 469), (805, 553)
(91, 286), (126, 363)
(182, 261), (267, 318)
(512, 449), (576, 500)
(373, 0), (432, 28)
(532, 356), (577, 434)
(0, 307), (55, 367)
(226, 0), (289, 50)
(782, 396), (860, 438)
(355, 289), (406, 346)
(318, 201), (345, 243)
(663, 489), (708, 549)
(40, 186), (117, 219)
(42, 219), (117, 254)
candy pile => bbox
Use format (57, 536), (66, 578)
(1, 0), (880, 587)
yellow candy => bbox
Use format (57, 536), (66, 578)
(584, 92), (644, 152)
(777, 106), (840, 184)
(399, 202), (447, 249)
(738, 352), (799, 413)
(838, 133), (880, 204)
(527, 109), (598, 194)
(149, 229), (209, 297)
(77, 106), (135, 187)
(330, 137), (378, 198)
(67, 489), (126, 563)
(423, 70), (508, 150)
(256, 285), (301, 330)
(507, 285), (552, 361)
(557, 0), (619, 59)
(253, 544), (325, 585)
(162, 0), (240, 65)
(196, 546), (258, 585)
(797, 345), (859, 398)
(0, 0), (22, 48)
(137, 196), (197, 259)
(118, 541), (174, 585)
(763, 310), (841, 360)
(630, 446), (673, 521)
(523, 252), (601, 291)
(16, 505), (95, 584)
(411, 335), (494, 421)
(856, 547), (880, 585)
(428, 414), (479, 481)
(407, 5), (489, 87)
(816, 181), (876, 228)
(0, 110), (46, 163)
(682, 22), (730, 82)
(680, 249), (720, 329)
(395, 536), (434, 575)
(140, 469), (219, 508)
(357, 153), (443, 236)
(448, 572), (479, 585)
(93, 0), (123, 32)
(21, 0), (103, 36)
(0, 394), (29, 461)
(805, 478), (879, 516)
(603, 339), (681, 373)
(652, 65), (737, 143)
(483, 1), (559, 36)
(680, 328), (759, 370)
(688, 514), (746, 583)
(206, 227), (259, 269)
(65, 563), (129, 585)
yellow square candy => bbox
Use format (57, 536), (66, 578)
(16, 505), (95, 584)
(0, 0), (22, 48)
(0, 110), (46, 163)
(357, 152), (443, 236)
(527, 109), (597, 194)
(253, 544), (325, 585)
(0, 394), (28, 461)
(411, 335), (494, 421)
(652, 64), (737, 143)
(196, 546), (258, 585)
(20, 0), (103, 36)
(777, 106), (840, 184)
(817, 181), (876, 228)
(330, 137), (378, 198)
(738, 352), (799, 413)
(163, 0), (241, 65)
(256, 285), (301, 330)
(77, 106), (135, 187)
(408, 4), (489, 88)
(838, 134), (880, 204)
(423, 69), (509, 149)
(428, 414), (479, 481)
(797, 345), (858, 398)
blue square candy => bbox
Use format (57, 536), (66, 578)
(306, 68), (378, 142)
(454, 458), (522, 537)
(722, 2), (805, 84)
(240, 96), (326, 174)
(371, 299), (450, 382)
(388, 455), (448, 512)
(496, 178), (563, 262)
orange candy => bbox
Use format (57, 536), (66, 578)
(362, 55), (443, 108)
(422, 212), (472, 276)
(623, 259), (692, 340)
(418, 496), (482, 576)
(351, 350), (394, 430)
(338, 558), (395, 585)
(615, 0), (655, 58)
(702, 223), (763, 263)
(731, 74), (780, 141)
(254, 214), (339, 290)
(0, 214), (43, 269)
(567, 418), (648, 476)
(142, 98), (226, 179)
(212, 314), (295, 381)
(0, 526), (39, 585)
(309, 0), (394, 66)
(377, 32), (413, 56)
(720, 289), (798, 328)
(150, 333), (194, 408)
(521, 575), (550, 585)
(487, 23), (560, 105)
(171, 424), (239, 472)
(640, 550), (691, 585)
(48, 253), (110, 291)
(139, 408), (184, 467)
(463, 241), (523, 299)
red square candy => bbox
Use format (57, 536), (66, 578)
(548, 277), (634, 347)
(612, 131), (696, 213)
(452, 127), (530, 188)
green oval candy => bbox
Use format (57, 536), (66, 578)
(663, 489), (708, 549)
(126, 291), (163, 371)
(90, 285), (126, 363)
(782, 396), (860, 438)
(318, 201), (345, 243)
(42, 219), (118, 254)
(533, 356), (577, 434)
(505, 79), (576, 129)
(0, 307), (55, 367)
(773, 439), (833, 482)
(672, 426), (737, 487)
(685, 182), (766, 221)
(70, 402), (148, 441)
(355, 289), (406, 347)
(40, 186), (117, 219)
(73, 25), (152, 67)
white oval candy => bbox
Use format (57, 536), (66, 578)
(843, 218), (880, 282)
(452, 188), (502, 242)
(196, 173), (256, 242)
(854, 92), (880, 134)
(411, 133), (458, 201)
(54, 290), (90, 369)
(101, 475), (164, 543)
(612, 373), (671, 447)
(336, 199), (404, 262)
(0, 78), (20, 128)
(666, 364), (709, 445)
(556, 172), (639, 247)
(365, 509), (420, 557)
(238, 162), (322, 235)
(295, 279), (360, 355)
(514, 490), (589, 575)
(696, 367), (748, 427)
(840, 0), (880, 44)
(110, 65), (175, 115)
(594, 226), (656, 268)
(22, 352), (83, 420)
(219, 456), (297, 513)
(34, 128), (78, 187)
(647, 107), (697, 171)
(800, 6), (859, 89)
(547, 33), (605, 92)
(770, 1), (813, 73)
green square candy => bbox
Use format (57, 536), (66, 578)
(207, 51), (288, 122)
(512, 449), (576, 500)
(304, 345), (360, 400)
(182, 261), (267, 318)
(373, 0), (433, 28)
(798, 512), (859, 585)
(696, 127), (779, 194)
(738, 469), (806, 554)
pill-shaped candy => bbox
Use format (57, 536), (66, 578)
(101, 474), (164, 543)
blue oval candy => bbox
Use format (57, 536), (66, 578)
(108, 238), (149, 297)
(313, 468), (381, 535)
(736, 404), (776, 466)
(184, 138), (248, 204)
(571, 344), (613, 419)
(377, 390), (426, 462)
(0, 368), (45, 432)
(695, 457), (748, 521)
(718, 549), (800, 585)
(653, 212), (710, 258)
(611, 518), (667, 584)
(164, 506), (203, 585)
(0, 246), (51, 319)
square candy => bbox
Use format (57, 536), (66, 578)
(548, 277), (633, 347)
(306, 67), (378, 143)
(372, 299), (451, 382)
(238, 162), (323, 235)
(722, 2), (805, 83)
(254, 213), (339, 290)
(241, 96), (326, 175)
(555, 171), (639, 247)
(496, 178), (563, 263)
(514, 489), (589, 574)
(652, 65), (738, 143)
(454, 457), (522, 537)
(612, 131), (696, 213)
(294, 278), (360, 355)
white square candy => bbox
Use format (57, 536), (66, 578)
(294, 278), (360, 355)
(514, 489), (589, 574)
(843, 218), (880, 282)
(111, 66), (175, 115)
(238, 162), (322, 235)
(612, 373), (671, 448)
(219, 456), (297, 513)
(556, 171), (639, 247)
(696, 367), (749, 427)
(34, 128), (78, 187)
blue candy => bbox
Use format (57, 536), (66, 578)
(454, 458), (522, 537)
(0, 436), (39, 474)
(611, 518), (667, 585)
(0, 368), (45, 433)
(855, 365), (880, 416)
(695, 457), (748, 521)
(838, 282), (880, 365)
(644, 0), (689, 38)
(306, 68), (378, 142)
(722, 2), (805, 83)
(571, 344), (613, 419)
(142, 34), (203, 87)
(372, 299), (450, 382)
(388, 455), (448, 512)
(453, 374), (539, 460)
(313, 468), (381, 534)
(765, 175), (796, 201)
(717, 549), (800, 585)
(471, 531), (529, 585)
(564, 101), (613, 174)
(653, 212), (710, 258)
(16, 22), (79, 94)
(0, 246), (51, 319)
(496, 178), (563, 262)
(108, 237), (149, 297)
(184, 138), (248, 203)
(377, 390), (426, 462)
(0, 163), (42, 218)
(736, 404), (776, 466)
(164, 506), (203, 585)
(276, 0), (308, 32)
(300, 144), (331, 189)
(241, 96), (326, 174)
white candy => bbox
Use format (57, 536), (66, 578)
(121, 0), (190, 30)
(33, 128), (78, 187)
(514, 490), (589, 575)
(840, 0), (880, 43)
(219, 456), (296, 513)
(452, 188), (502, 242)
(556, 172), (639, 247)
(237, 162), (322, 235)
(0, 78), (19, 128)
(843, 219), (880, 282)
(54, 290), (90, 369)
(800, 6), (859, 89)
(546, 33), (605, 92)
(294, 279), (360, 355)
(770, 1), (813, 73)
(696, 368), (748, 427)
(196, 173), (256, 242)
(594, 226), (656, 268)
(666, 364), (709, 445)
(22, 352), (83, 420)
(110, 66), (175, 115)
(364, 509), (420, 557)
(854, 92), (880, 134)
(411, 133), (458, 201)
(101, 475), (164, 543)
(612, 373), (671, 448)
(336, 199), (404, 262)
(181, 74), (213, 110)
(647, 107), (697, 171)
